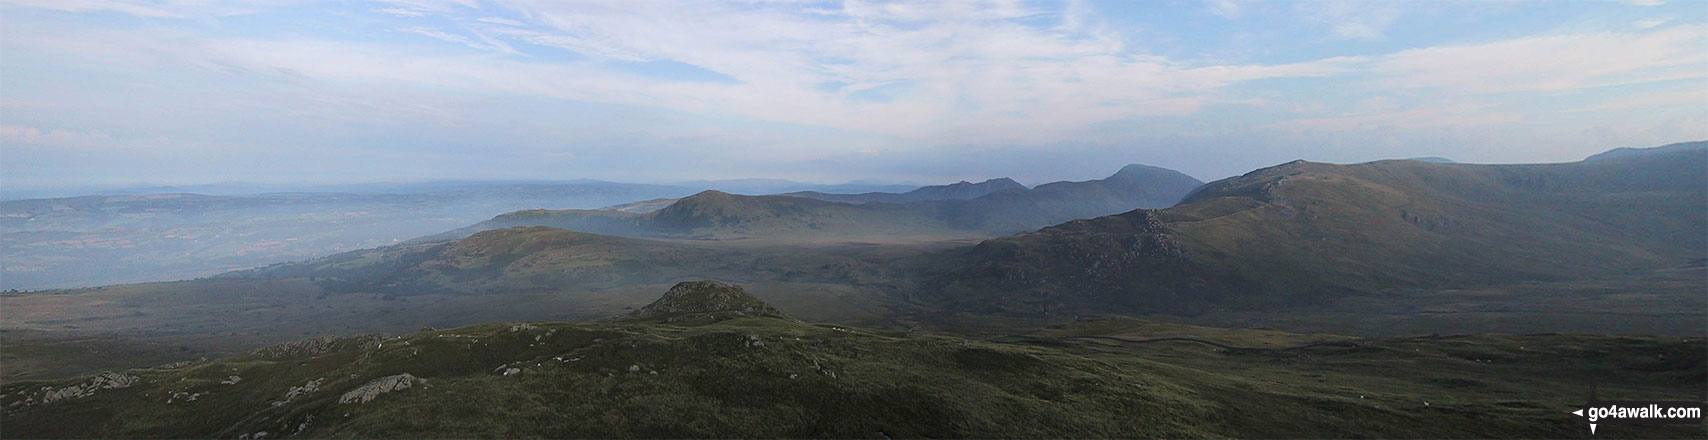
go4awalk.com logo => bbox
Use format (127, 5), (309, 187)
(1571, 400), (1703, 435)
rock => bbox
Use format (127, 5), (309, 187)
(36, 372), (139, 405)
(222, 375), (242, 385)
(251, 335), (382, 360)
(744, 335), (765, 348)
(166, 391), (205, 404)
(283, 378), (324, 403)
(628, 364), (641, 373)
(503, 368), (521, 376)
(338, 374), (424, 404)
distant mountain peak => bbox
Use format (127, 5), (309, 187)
(620, 280), (789, 323)
(1586, 140), (1707, 161)
(1110, 163), (1195, 182)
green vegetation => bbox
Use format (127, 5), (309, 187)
(5, 282), (1701, 438)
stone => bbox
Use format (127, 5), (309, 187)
(37, 372), (138, 405)
(338, 374), (424, 404)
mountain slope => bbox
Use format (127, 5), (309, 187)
(226, 226), (913, 297)
(782, 178), (1026, 204)
(6, 282), (1700, 438)
(1584, 140), (1707, 161)
(930, 146), (1707, 314)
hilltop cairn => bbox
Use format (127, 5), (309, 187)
(619, 280), (792, 324)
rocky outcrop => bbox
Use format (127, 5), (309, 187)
(338, 374), (424, 404)
(620, 280), (790, 323)
(250, 335), (383, 360)
(273, 378), (324, 407)
(10, 372), (140, 409)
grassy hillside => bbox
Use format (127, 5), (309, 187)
(5, 282), (1701, 438)
(226, 226), (941, 298)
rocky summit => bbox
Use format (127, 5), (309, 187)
(620, 280), (791, 323)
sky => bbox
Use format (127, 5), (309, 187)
(2, 0), (1705, 191)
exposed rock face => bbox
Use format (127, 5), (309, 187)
(338, 374), (424, 404)
(621, 280), (790, 322)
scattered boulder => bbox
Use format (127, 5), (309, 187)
(34, 372), (138, 405)
(166, 391), (205, 404)
(276, 378), (324, 406)
(338, 374), (424, 404)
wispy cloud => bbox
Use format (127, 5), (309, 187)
(1204, 0), (1245, 19)
(399, 26), (516, 54)
(1635, 18), (1671, 29)
(375, 7), (426, 17)
(1296, 0), (1407, 40)
(476, 16), (524, 26)
(1, 0), (1704, 186)
(1371, 25), (1707, 94)
(0, 124), (111, 150)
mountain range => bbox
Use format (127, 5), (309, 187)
(3, 143), (1703, 416)
(781, 178), (1027, 204)
(927, 142), (1706, 315)
(429, 164), (1205, 241)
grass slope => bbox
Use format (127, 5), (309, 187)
(4, 284), (1701, 438)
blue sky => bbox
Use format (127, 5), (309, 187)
(2, 0), (1704, 190)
